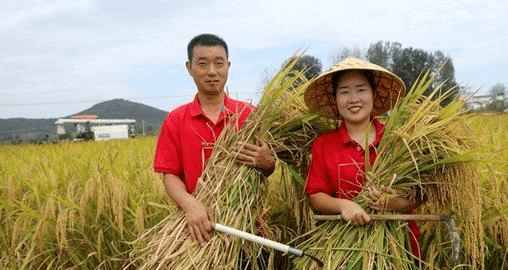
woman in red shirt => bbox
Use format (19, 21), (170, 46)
(304, 58), (421, 255)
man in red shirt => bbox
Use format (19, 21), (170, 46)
(153, 34), (275, 247)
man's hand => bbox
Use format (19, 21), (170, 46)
(234, 138), (275, 176)
(181, 197), (215, 247)
(162, 174), (215, 247)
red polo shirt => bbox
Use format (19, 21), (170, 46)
(154, 94), (253, 193)
(305, 118), (421, 258)
(305, 118), (384, 197)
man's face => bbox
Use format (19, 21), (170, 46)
(186, 45), (230, 95)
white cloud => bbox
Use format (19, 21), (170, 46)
(1, 0), (507, 118)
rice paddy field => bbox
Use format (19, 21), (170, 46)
(0, 137), (173, 269)
(1, 113), (507, 269)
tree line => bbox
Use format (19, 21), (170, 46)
(285, 41), (506, 112)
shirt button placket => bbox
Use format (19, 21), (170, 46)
(356, 145), (365, 162)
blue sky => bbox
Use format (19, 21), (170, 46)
(1, 0), (507, 119)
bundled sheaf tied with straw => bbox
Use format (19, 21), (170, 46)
(129, 55), (332, 270)
(294, 66), (484, 269)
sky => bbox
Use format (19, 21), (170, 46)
(1, 0), (507, 119)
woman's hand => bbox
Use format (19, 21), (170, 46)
(367, 186), (421, 212)
(308, 193), (371, 226)
(338, 199), (371, 226)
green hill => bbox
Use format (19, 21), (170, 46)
(76, 99), (168, 135)
(0, 99), (168, 143)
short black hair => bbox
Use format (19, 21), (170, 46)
(331, 69), (377, 96)
(187, 33), (229, 61)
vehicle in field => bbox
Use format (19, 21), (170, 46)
(55, 114), (136, 141)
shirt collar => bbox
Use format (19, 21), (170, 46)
(189, 93), (235, 117)
(222, 94), (236, 115)
(337, 118), (385, 147)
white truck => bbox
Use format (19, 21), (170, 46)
(91, 124), (129, 141)
(55, 117), (136, 141)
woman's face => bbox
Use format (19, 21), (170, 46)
(335, 70), (374, 125)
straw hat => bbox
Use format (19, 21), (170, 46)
(304, 57), (406, 119)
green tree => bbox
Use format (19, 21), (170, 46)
(432, 51), (459, 106)
(391, 47), (432, 92)
(330, 46), (363, 64)
(367, 42), (458, 106)
(328, 41), (461, 106)
(366, 41), (391, 68)
(280, 54), (323, 89)
(487, 83), (507, 112)
(292, 55), (323, 81)
(489, 83), (506, 96)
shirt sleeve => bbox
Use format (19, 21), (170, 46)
(305, 137), (333, 196)
(153, 113), (181, 176)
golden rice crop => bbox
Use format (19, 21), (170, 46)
(0, 67), (506, 270)
(294, 66), (484, 269)
(0, 137), (170, 269)
(128, 54), (332, 270)
(467, 114), (508, 268)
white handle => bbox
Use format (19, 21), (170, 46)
(213, 223), (303, 257)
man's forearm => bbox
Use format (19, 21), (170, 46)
(163, 174), (196, 210)
(162, 173), (214, 246)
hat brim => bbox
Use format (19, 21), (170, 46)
(304, 58), (406, 119)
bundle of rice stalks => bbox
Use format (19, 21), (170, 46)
(294, 66), (484, 269)
(264, 85), (335, 239)
(129, 54), (332, 270)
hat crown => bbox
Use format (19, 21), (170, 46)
(304, 58), (405, 119)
